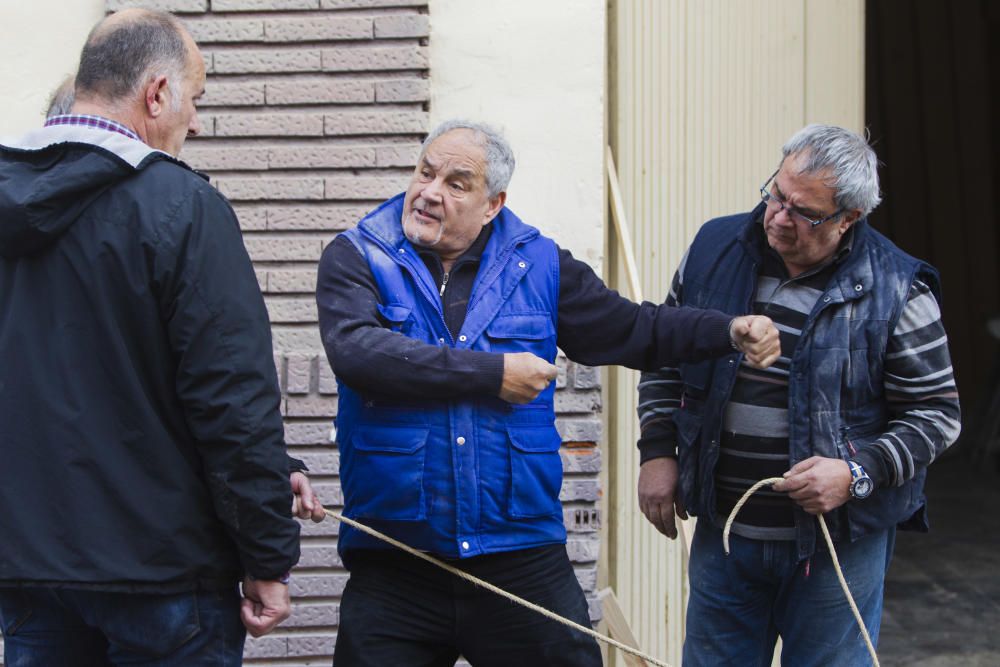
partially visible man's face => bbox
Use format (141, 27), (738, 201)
(762, 151), (858, 277)
(151, 34), (205, 157)
(401, 129), (504, 264)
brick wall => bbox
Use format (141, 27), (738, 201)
(0, 3), (601, 666)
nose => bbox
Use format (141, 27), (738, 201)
(421, 177), (445, 203)
(188, 112), (202, 138)
(771, 204), (794, 225)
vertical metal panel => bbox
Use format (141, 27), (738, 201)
(605, 2), (863, 665)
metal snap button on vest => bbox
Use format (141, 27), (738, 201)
(456, 436), (466, 445)
(438, 337), (445, 344)
(823, 296), (832, 302)
(518, 261), (526, 268)
(397, 248), (405, 254)
(459, 334), (467, 342)
(461, 541), (470, 550)
(854, 284), (863, 292)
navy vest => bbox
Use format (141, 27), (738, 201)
(336, 194), (564, 561)
(675, 205), (941, 559)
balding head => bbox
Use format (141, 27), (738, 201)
(70, 9), (206, 156)
(75, 9), (190, 107)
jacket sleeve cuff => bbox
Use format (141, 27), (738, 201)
(470, 351), (505, 396)
(637, 427), (678, 464)
(851, 448), (890, 489)
(287, 455), (308, 473)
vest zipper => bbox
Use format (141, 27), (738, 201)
(439, 272), (450, 297)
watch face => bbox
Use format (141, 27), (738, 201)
(853, 477), (874, 499)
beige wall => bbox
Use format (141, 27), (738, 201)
(428, 0), (607, 269)
(1, 0), (104, 134)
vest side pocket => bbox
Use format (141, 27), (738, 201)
(345, 423), (430, 521)
(673, 405), (703, 516)
(506, 424), (563, 519)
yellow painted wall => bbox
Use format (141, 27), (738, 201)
(606, 1), (864, 665)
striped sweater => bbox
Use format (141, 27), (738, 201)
(637, 228), (961, 539)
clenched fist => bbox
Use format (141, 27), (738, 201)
(729, 315), (781, 369)
(499, 352), (558, 404)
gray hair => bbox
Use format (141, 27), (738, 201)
(421, 119), (516, 197)
(75, 9), (188, 110)
(781, 124), (882, 216)
(46, 75), (76, 118)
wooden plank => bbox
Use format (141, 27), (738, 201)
(606, 145), (645, 304)
(598, 587), (652, 667)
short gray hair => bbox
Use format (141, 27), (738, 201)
(75, 9), (188, 109)
(781, 124), (882, 216)
(421, 119), (515, 198)
(46, 75), (76, 118)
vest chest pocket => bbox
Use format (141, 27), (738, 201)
(346, 423), (429, 521)
(376, 303), (429, 339)
(506, 424), (563, 519)
(485, 314), (556, 354)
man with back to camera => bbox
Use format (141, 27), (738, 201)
(0, 9), (324, 664)
(316, 118), (781, 666)
(636, 124), (961, 665)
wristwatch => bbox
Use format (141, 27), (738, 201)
(848, 461), (874, 500)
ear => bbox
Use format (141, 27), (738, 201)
(484, 191), (506, 224)
(837, 209), (861, 235)
(839, 210), (862, 234)
(144, 75), (170, 118)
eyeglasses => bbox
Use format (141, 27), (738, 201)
(759, 170), (845, 227)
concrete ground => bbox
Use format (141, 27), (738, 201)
(880, 455), (1000, 666)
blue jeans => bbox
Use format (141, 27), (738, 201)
(684, 521), (893, 667)
(0, 587), (245, 666)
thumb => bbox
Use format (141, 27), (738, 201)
(747, 316), (772, 342)
(544, 362), (559, 381)
(730, 317), (751, 344)
(785, 456), (817, 476)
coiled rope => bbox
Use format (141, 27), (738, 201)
(324, 508), (673, 667)
(722, 478), (880, 667)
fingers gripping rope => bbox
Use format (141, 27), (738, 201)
(324, 508), (673, 667)
(723, 478), (881, 667)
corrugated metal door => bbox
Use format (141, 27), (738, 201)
(604, 2), (864, 665)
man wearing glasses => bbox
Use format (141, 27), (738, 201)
(636, 124), (960, 665)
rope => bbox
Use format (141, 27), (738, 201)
(722, 478), (881, 667)
(324, 508), (673, 667)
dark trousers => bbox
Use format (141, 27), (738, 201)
(334, 545), (602, 667)
(0, 587), (245, 666)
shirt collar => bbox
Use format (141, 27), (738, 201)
(44, 114), (141, 143)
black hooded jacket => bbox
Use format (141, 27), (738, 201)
(0, 124), (299, 591)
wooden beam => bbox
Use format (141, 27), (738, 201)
(598, 587), (652, 667)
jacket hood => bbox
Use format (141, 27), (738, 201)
(0, 125), (170, 259)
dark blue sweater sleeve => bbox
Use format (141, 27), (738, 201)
(316, 235), (505, 399)
(556, 247), (733, 369)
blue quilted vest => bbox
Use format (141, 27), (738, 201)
(675, 204), (941, 559)
(336, 193), (564, 561)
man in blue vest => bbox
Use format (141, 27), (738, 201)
(317, 119), (781, 666)
(636, 124), (961, 666)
